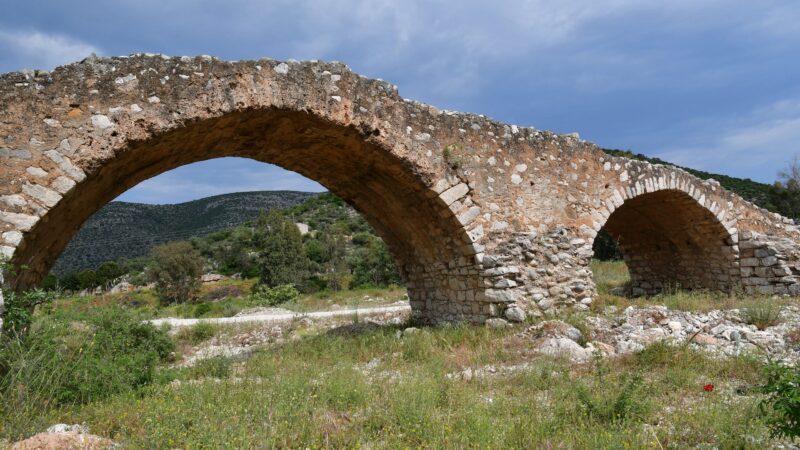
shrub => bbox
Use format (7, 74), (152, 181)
(204, 284), (243, 301)
(743, 303), (782, 330)
(0, 307), (174, 410)
(760, 362), (800, 439)
(147, 241), (205, 305)
(1, 288), (54, 336)
(176, 322), (218, 345)
(573, 372), (649, 424)
(252, 210), (311, 288)
(190, 356), (232, 379)
(251, 284), (299, 306)
(193, 302), (213, 318)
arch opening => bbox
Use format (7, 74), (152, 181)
(10, 109), (482, 323)
(592, 189), (739, 296)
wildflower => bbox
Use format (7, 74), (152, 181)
(703, 384), (714, 392)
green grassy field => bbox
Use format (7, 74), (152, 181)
(45, 279), (407, 321)
(0, 262), (795, 448)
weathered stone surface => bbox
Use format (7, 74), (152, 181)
(0, 148), (31, 159)
(43, 150), (86, 182)
(504, 306), (526, 322)
(2, 230), (22, 246)
(50, 176), (76, 194)
(25, 167), (47, 177)
(1, 54), (800, 324)
(0, 211), (38, 231)
(22, 183), (61, 208)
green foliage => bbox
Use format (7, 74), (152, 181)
(175, 322), (218, 345)
(349, 235), (402, 288)
(442, 143), (465, 169)
(1, 288), (54, 336)
(253, 210), (311, 288)
(52, 191), (316, 275)
(573, 371), (648, 424)
(0, 306), (173, 412)
(148, 241), (205, 305)
(76, 269), (98, 290)
(59, 272), (81, 291)
(39, 274), (59, 291)
(190, 356), (232, 379)
(767, 180), (800, 219)
(251, 284), (300, 306)
(95, 261), (124, 286)
(744, 303), (783, 330)
(760, 362), (800, 439)
(592, 228), (623, 261)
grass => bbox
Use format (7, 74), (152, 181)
(1, 322), (779, 448)
(592, 260), (795, 314)
(2, 261), (796, 447)
(46, 279), (408, 321)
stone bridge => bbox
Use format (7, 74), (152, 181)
(2, 54), (800, 326)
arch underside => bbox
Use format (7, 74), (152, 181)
(12, 109), (483, 322)
(602, 190), (738, 295)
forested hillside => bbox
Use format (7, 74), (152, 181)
(52, 191), (318, 274)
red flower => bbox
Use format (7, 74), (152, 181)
(703, 384), (714, 392)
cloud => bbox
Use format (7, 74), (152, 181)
(654, 99), (800, 182)
(2, 0), (800, 199)
(0, 29), (99, 71)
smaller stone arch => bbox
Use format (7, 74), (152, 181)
(595, 187), (739, 295)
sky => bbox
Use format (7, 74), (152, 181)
(2, 1), (799, 204)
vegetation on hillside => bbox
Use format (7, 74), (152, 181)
(49, 193), (403, 304)
(52, 191), (318, 274)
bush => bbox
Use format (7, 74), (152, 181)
(251, 284), (299, 306)
(0, 307), (174, 409)
(743, 303), (782, 330)
(147, 241), (205, 305)
(252, 210), (311, 288)
(1, 288), (54, 336)
(573, 372), (649, 424)
(190, 356), (231, 379)
(193, 302), (213, 318)
(760, 362), (800, 439)
(175, 322), (218, 345)
(204, 284), (243, 301)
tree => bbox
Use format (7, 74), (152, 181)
(96, 261), (124, 287)
(59, 272), (81, 292)
(39, 274), (59, 291)
(76, 269), (98, 290)
(767, 156), (800, 219)
(147, 241), (204, 305)
(320, 227), (350, 291)
(252, 210), (311, 288)
(349, 235), (402, 288)
(592, 228), (624, 261)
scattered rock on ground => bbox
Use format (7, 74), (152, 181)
(201, 273), (227, 283)
(11, 424), (115, 450)
(486, 318), (511, 329)
(504, 306), (527, 322)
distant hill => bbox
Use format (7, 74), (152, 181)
(602, 149), (773, 206)
(52, 191), (320, 274)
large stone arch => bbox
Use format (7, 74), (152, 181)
(3, 54), (800, 326)
(594, 188), (738, 295)
(0, 55), (489, 324)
